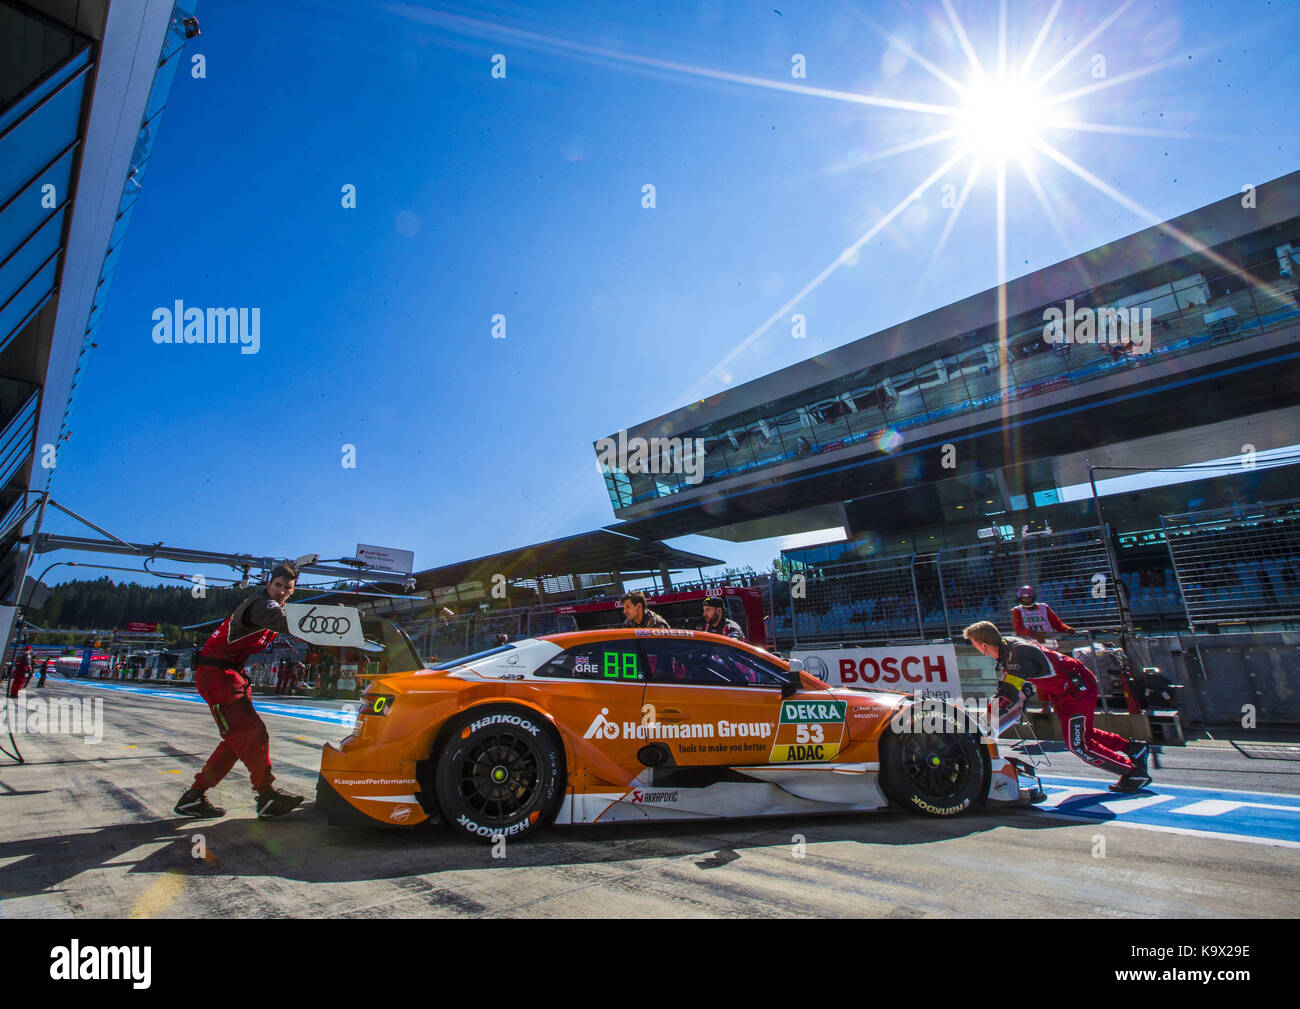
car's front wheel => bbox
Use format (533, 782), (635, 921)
(434, 706), (564, 843)
(879, 712), (985, 816)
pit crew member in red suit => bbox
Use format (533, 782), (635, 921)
(964, 620), (1151, 794)
(174, 562), (306, 819)
(1010, 585), (1074, 643)
(6, 647), (31, 698)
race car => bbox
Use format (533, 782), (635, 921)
(317, 625), (1044, 842)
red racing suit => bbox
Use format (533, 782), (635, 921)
(1011, 602), (1072, 642)
(997, 638), (1135, 776)
(6, 654), (30, 697)
(191, 592), (290, 793)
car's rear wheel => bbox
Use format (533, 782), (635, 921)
(880, 711), (985, 816)
(434, 706), (563, 843)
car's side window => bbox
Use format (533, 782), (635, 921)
(541, 645), (643, 681)
(641, 640), (782, 687)
(638, 640), (708, 684)
(712, 646), (788, 688)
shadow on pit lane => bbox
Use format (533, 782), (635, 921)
(0, 802), (1084, 898)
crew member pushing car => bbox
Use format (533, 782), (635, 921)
(964, 620), (1151, 794)
(174, 562), (307, 820)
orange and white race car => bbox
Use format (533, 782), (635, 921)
(317, 625), (1043, 842)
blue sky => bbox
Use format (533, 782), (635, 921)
(41, 0), (1300, 592)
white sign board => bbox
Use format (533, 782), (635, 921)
(792, 644), (960, 698)
(356, 543), (415, 574)
(0, 605), (16, 659)
(283, 603), (366, 649)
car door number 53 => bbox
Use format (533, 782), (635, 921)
(795, 723), (824, 744)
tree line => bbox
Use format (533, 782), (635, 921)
(28, 576), (256, 646)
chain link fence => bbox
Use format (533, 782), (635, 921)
(398, 574), (773, 663)
(1161, 499), (1300, 631)
(933, 529), (1122, 639)
(394, 504), (1300, 657)
(402, 604), (582, 662)
(781, 554), (922, 645)
(776, 528), (1123, 648)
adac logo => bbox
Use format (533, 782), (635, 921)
(583, 708), (620, 740)
(390, 805), (413, 823)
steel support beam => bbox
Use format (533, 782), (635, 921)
(32, 532), (410, 584)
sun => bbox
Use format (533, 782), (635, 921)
(958, 74), (1047, 164)
(467, 0), (1211, 395)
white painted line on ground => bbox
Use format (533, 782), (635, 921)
(1036, 785), (1103, 808)
(1170, 798), (1300, 817)
(1041, 774), (1300, 802)
(1089, 793), (1177, 815)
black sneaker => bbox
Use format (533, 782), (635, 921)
(1126, 740), (1150, 774)
(175, 788), (225, 818)
(1108, 773), (1153, 794)
(256, 787), (304, 819)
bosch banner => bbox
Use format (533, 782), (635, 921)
(792, 645), (961, 697)
(282, 603), (367, 648)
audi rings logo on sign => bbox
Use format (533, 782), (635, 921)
(282, 603), (366, 648)
(298, 608), (351, 636)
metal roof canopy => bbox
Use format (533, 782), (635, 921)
(6, 498), (721, 597)
(609, 169), (1300, 445)
(410, 528), (723, 592)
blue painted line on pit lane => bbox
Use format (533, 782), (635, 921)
(1036, 774), (1300, 845)
(50, 679), (358, 727)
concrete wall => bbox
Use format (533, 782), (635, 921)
(1146, 631), (1300, 728)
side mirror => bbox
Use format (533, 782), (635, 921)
(787, 658), (804, 673)
(780, 674), (800, 699)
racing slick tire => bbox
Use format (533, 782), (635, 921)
(879, 710), (985, 817)
(434, 705), (564, 843)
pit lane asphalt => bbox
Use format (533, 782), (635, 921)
(1, 679), (1297, 918)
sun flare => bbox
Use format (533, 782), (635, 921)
(958, 75), (1047, 163)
